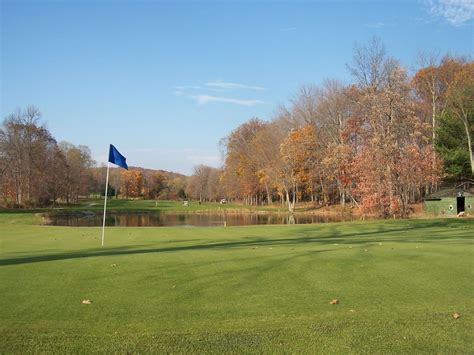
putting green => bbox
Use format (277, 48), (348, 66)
(1, 216), (473, 353)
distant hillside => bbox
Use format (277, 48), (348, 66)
(92, 166), (188, 179)
(128, 166), (188, 179)
(89, 166), (188, 200)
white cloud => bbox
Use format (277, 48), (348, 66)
(191, 95), (264, 107)
(423, 0), (474, 26)
(175, 85), (201, 90)
(174, 81), (266, 106)
(205, 81), (266, 91)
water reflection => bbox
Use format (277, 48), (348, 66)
(46, 212), (354, 227)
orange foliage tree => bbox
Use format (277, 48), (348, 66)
(120, 169), (143, 198)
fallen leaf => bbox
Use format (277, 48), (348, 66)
(82, 299), (92, 305)
(110, 264), (117, 267)
(453, 313), (461, 320)
(329, 299), (339, 305)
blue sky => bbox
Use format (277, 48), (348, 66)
(1, 0), (473, 175)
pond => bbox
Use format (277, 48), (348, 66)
(45, 212), (355, 227)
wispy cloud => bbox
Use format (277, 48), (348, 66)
(191, 95), (264, 107)
(175, 85), (201, 90)
(205, 81), (266, 91)
(174, 80), (266, 106)
(423, 0), (474, 26)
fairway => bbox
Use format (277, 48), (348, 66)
(1, 216), (473, 353)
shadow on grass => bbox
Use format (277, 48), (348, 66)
(1, 219), (472, 267)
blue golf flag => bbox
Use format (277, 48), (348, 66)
(108, 144), (128, 170)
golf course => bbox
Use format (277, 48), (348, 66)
(1, 205), (472, 353)
(2, 0), (474, 352)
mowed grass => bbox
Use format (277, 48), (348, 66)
(0, 216), (473, 353)
(0, 198), (307, 215)
(0, 199), (249, 218)
(51, 199), (247, 213)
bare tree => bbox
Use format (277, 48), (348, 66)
(187, 165), (212, 202)
(59, 142), (95, 203)
(347, 37), (399, 91)
(0, 107), (63, 206)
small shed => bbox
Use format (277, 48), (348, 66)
(424, 182), (474, 216)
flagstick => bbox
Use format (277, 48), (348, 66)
(101, 162), (110, 247)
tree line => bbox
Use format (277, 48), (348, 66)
(0, 108), (187, 207)
(2, 40), (472, 215)
(0, 107), (95, 206)
(92, 167), (187, 200)
(190, 40), (473, 217)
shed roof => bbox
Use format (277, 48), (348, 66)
(425, 181), (474, 200)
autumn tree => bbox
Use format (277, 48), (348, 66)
(59, 142), (95, 203)
(184, 165), (222, 202)
(290, 85), (320, 125)
(221, 118), (266, 205)
(146, 172), (167, 199)
(187, 165), (212, 202)
(412, 54), (446, 144)
(248, 120), (287, 204)
(211, 40), (458, 216)
(413, 55), (473, 178)
(0, 107), (66, 206)
(348, 40), (441, 217)
(445, 62), (474, 175)
(207, 168), (225, 202)
(315, 80), (356, 206)
(121, 169), (143, 198)
(280, 124), (320, 211)
(163, 175), (186, 199)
